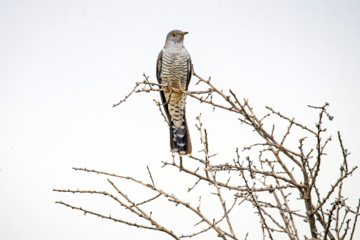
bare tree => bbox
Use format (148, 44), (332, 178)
(54, 73), (359, 240)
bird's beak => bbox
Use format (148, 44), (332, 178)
(180, 32), (189, 36)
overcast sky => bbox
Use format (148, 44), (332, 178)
(1, 1), (359, 239)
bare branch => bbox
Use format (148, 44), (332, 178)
(147, 165), (156, 188)
(266, 106), (316, 135)
(57, 72), (359, 240)
(349, 199), (360, 240)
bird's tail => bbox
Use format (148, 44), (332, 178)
(169, 117), (192, 155)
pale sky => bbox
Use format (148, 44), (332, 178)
(1, 1), (359, 239)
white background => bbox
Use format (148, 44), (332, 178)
(1, 0), (359, 239)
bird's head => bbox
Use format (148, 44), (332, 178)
(165, 30), (188, 45)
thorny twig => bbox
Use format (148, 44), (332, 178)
(56, 72), (359, 240)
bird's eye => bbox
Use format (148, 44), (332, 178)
(172, 33), (177, 37)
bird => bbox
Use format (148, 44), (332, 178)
(156, 30), (193, 155)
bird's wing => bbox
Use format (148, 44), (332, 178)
(156, 50), (163, 84)
(186, 55), (193, 91)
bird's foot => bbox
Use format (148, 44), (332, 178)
(178, 88), (184, 95)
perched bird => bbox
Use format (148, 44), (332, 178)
(156, 30), (193, 155)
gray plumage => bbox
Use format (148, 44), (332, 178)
(156, 30), (192, 155)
